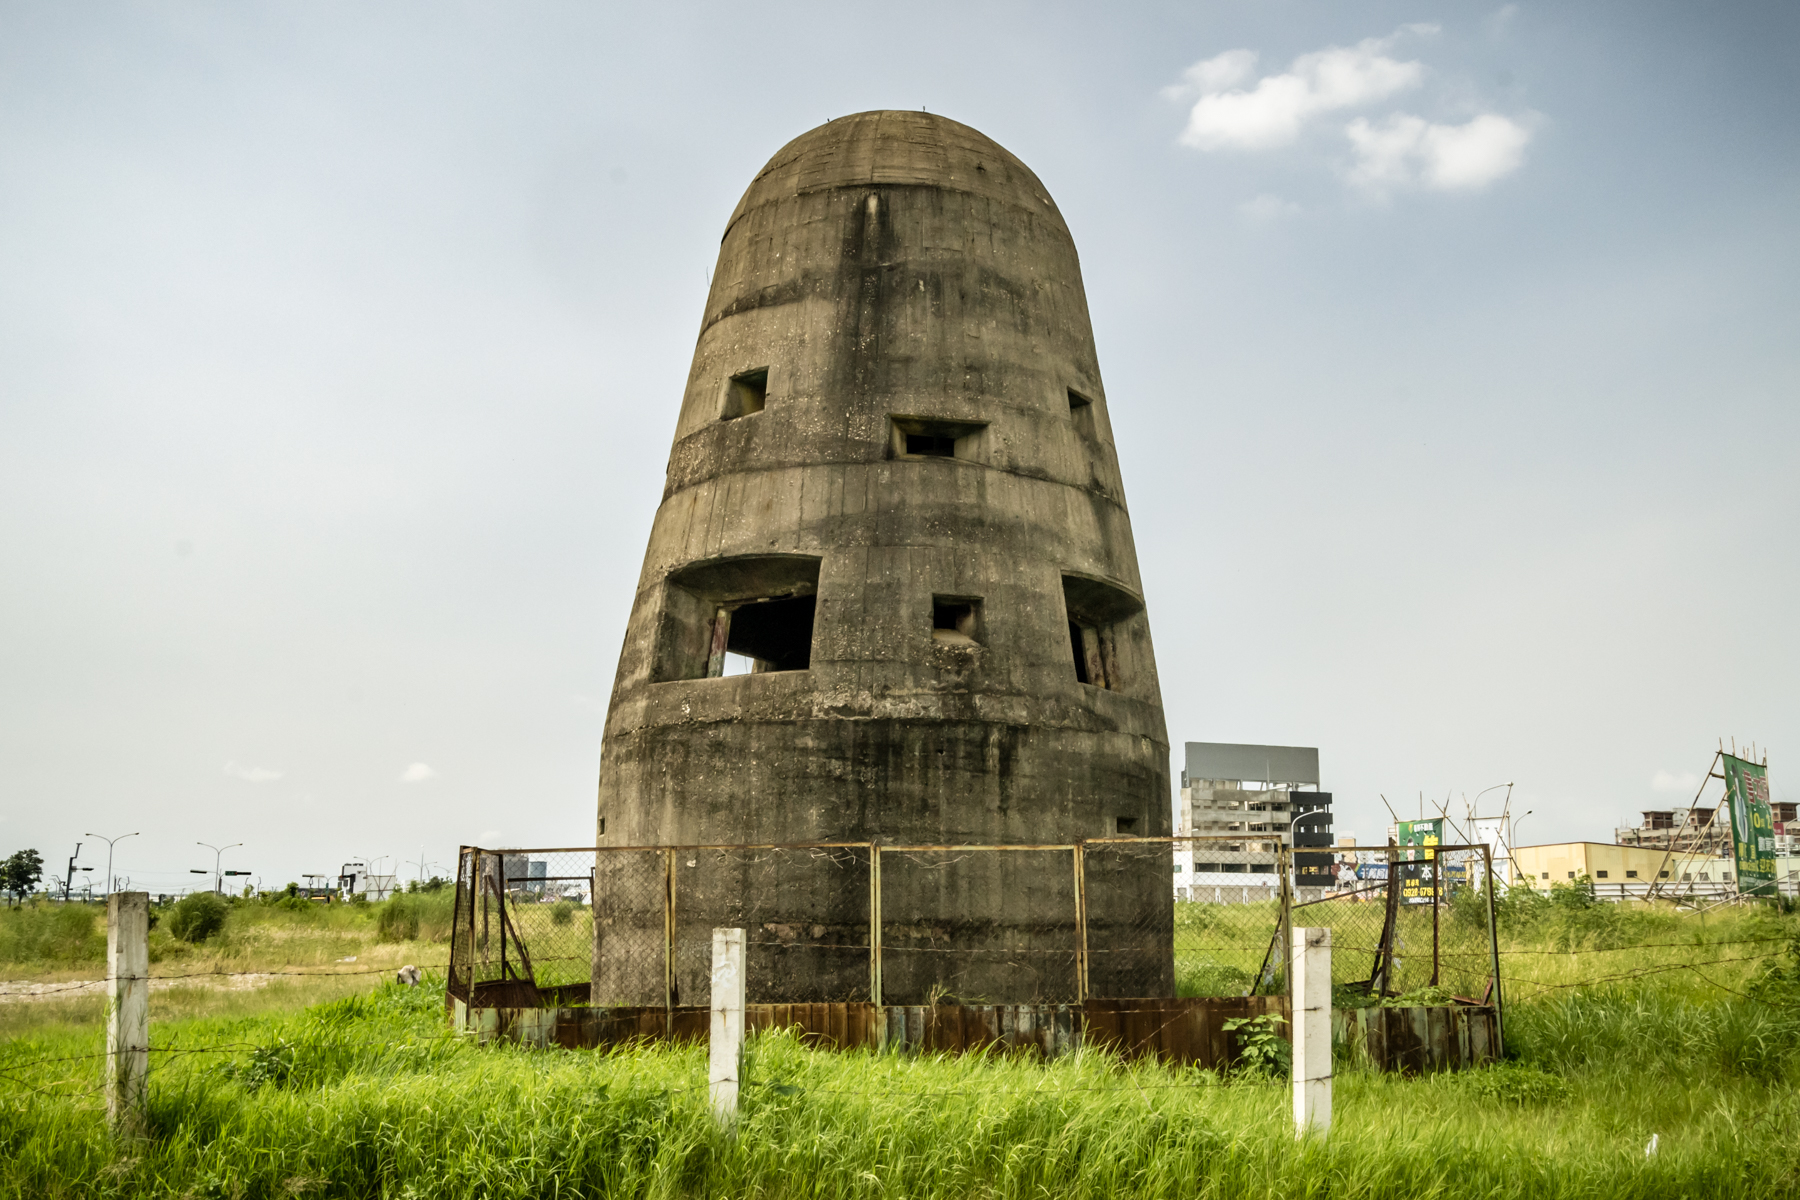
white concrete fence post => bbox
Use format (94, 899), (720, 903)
(1291, 925), (1330, 1138)
(709, 927), (746, 1130)
(106, 892), (150, 1135)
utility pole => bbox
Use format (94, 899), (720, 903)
(65, 842), (83, 902)
(195, 842), (243, 895)
(84, 831), (139, 901)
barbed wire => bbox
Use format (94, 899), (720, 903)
(1, 962), (454, 999)
(1502, 950), (1786, 998)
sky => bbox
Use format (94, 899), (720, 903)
(1, 1), (1796, 895)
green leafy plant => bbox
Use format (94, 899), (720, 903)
(1449, 1062), (1571, 1105)
(234, 1040), (297, 1091)
(1222, 1013), (1290, 1078)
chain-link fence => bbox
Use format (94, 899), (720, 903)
(448, 839), (1501, 1018)
(1163, 838), (1288, 998)
(1292, 844), (1501, 1002)
(878, 846), (1079, 1005)
(451, 847), (598, 1007)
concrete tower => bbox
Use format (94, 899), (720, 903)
(596, 111), (1171, 1003)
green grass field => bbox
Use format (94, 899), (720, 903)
(2, 892), (1798, 1197)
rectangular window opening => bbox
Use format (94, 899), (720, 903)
(1114, 816), (1139, 835)
(1061, 575), (1140, 692)
(708, 594), (816, 675)
(1068, 389), (1097, 440)
(1625, 870), (1638, 878)
(654, 554), (822, 683)
(890, 415), (986, 460)
(1595, 870), (1609, 878)
(721, 368), (768, 420)
(932, 596), (981, 646)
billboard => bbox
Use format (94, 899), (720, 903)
(1396, 819), (1443, 904)
(1722, 754), (1777, 897)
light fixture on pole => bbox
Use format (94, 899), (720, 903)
(84, 831), (139, 900)
(195, 842), (243, 895)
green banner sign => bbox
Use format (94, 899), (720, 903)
(1396, 818), (1443, 856)
(1722, 754), (1777, 897)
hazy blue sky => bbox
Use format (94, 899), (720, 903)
(2, 2), (1795, 893)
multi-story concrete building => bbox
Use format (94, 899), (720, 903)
(1173, 742), (1333, 901)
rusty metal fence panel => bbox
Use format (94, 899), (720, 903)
(875, 846), (1078, 1005)
(450, 846), (598, 1008)
(676, 844), (872, 1007)
(591, 847), (667, 1007)
(1293, 845), (1500, 1002)
(448, 838), (1503, 1029)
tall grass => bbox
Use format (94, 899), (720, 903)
(2, 902), (1797, 1197)
(3, 974), (1797, 1198)
(0, 894), (453, 980)
(0, 903), (104, 968)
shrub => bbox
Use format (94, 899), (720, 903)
(376, 891), (457, 943)
(167, 892), (230, 943)
(551, 901), (577, 926)
(376, 897), (420, 942)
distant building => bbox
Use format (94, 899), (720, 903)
(1512, 842), (1694, 888)
(1174, 742), (1333, 901)
(1613, 803), (1798, 856)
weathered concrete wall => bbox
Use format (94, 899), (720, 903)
(595, 111), (1171, 1004)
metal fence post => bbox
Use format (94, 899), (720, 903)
(1484, 845), (1506, 1056)
(1430, 844), (1441, 987)
(663, 848), (676, 1032)
(709, 927), (745, 1129)
(105, 892), (149, 1135)
(1073, 842), (1088, 1003)
(1291, 925), (1330, 1138)
(1279, 846), (1294, 991)
(869, 843), (882, 1008)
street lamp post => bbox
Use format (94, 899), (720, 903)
(196, 842), (243, 895)
(84, 831), (139, 900)
(1509, 811), (1535, 884)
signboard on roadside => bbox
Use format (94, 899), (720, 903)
(1395, 819), (1444, 904)
(1722, 754), (1777, 897)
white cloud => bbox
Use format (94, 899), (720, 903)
(1161, 49), (1258, 100)
(399, 762), (437, 783)
(1346, 112), (1532, 191)
(1238, 194), (1302, 222)
(1651, 770), (1701, 794)
(223, 760), (282, 783)
(1173, 31), (1431, 150)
